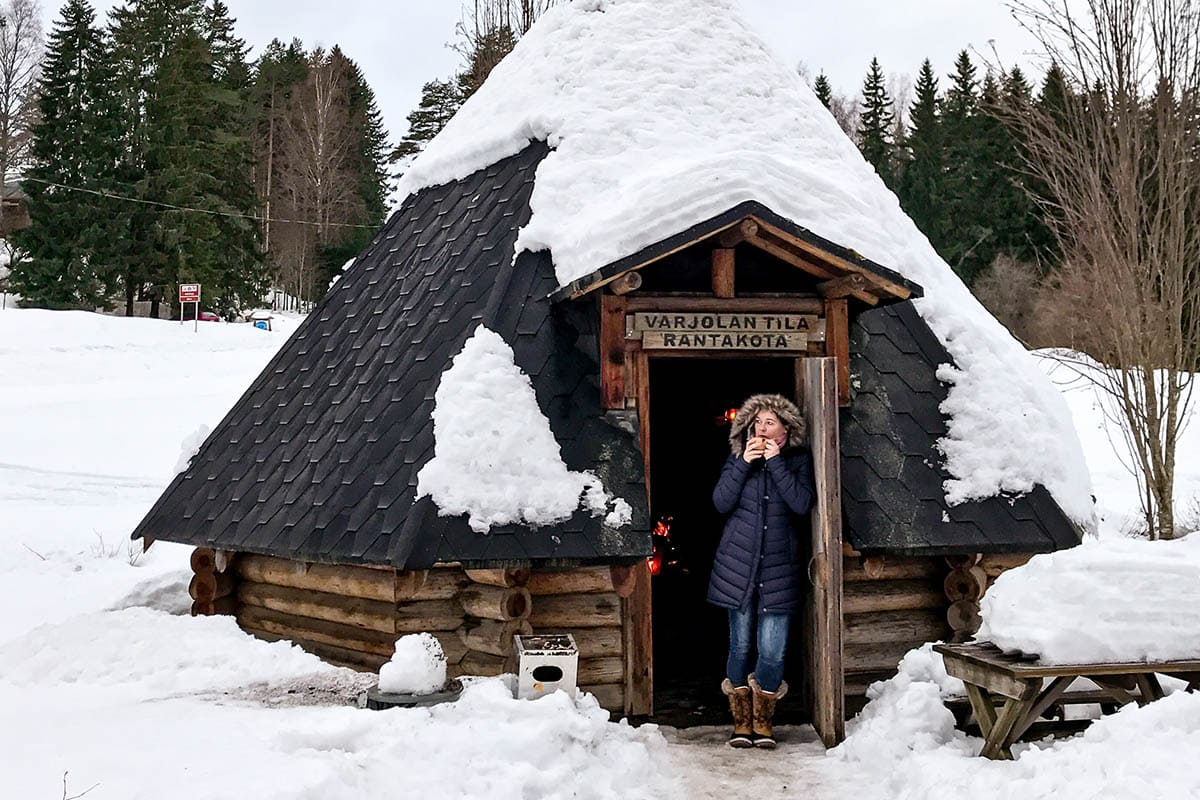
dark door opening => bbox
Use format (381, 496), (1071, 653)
(647, 357), (808, 726)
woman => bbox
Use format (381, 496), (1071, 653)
(708, 393), (815, 749)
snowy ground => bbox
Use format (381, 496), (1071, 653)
(2, 308), (1199, 799)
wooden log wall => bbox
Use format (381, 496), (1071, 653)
(527, 564), (631, 715)
(217, 549), (631, 714)
(841, 551), (1037, 700)
(233, 554), (474, 673)
(841, 553), (949, 698)
(189, 547), (236, 616)
(448, 569), (532, 679)
(944, 553), (1034, 643)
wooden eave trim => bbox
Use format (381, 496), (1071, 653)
(551, 208), (918, 304)
(556, 219), (746, 301)
(752, 217), (913, 301)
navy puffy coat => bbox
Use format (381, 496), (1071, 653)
(706, 447), (815, 613)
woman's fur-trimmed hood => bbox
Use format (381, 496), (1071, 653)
(727, 393), (807, 455)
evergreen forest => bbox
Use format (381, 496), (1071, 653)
(0, 1), (1103, 331)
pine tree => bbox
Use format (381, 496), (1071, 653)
(10, 0), (124, 308)
(898, 59), (944, 249)
(962, 71), (1008, 283)
(813, 72), (833, 110)
(857, 57), (896, 186)
(394, 79), (461, 162)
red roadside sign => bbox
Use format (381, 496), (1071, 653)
(179, 283), (201, 303)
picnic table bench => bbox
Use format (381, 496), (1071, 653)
(934, 642), (1200, 760)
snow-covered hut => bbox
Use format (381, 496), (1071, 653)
(131, 0), (1093, 745)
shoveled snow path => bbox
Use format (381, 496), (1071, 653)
(661, 726), (867, 799)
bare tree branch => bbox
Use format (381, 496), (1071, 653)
(1008, 0), (1200, 538)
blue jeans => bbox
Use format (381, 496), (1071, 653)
(726, 606), (791, 692)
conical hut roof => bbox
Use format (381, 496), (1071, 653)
(131, 0), (1091, 567)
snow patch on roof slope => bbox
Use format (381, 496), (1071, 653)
(397, 0), (1094, 525)
(416, 325), (632, 533)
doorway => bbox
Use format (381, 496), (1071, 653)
(646, 357), (808, 725)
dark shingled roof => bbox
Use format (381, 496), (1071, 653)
(131, 138), (1081, 567)
(841, 301), (1083, 555)
(130, 141), (651, 569)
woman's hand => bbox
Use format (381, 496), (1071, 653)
(763, 438), (781, 460)
(742, 436), (766, 463)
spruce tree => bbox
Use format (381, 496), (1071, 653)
(199, 0), (267, 313)
(962, 71), (1008, 283)
(109, 0), (265, 317)
(999, 66), (1054, 265)
(898, 59), (944, 249)
(939, 50), (982, 281)
(857, 57), (896, 187)
(10, 0), (124, 309)
(813, 72), (833, 110)
(1038, 62), (1071, 125)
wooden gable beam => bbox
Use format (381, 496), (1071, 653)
(744, 227), (881, 306)
(719, 218), (759, 248)
(758, 219), (913, 301)
(817, 273), (868, 300)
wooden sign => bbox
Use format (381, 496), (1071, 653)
(628, 312), (825, 351)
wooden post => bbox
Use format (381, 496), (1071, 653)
(600, 295), (628, 410)
(633, 350), (651, 504)
(621, 560), (653, 716)
(803, 357), (845, 746)
(822, 299), (850, 406)
(711, 248), (735, 298)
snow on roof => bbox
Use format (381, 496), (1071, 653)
(397, 0), (1094, 526)
(415, 326), (632, 533)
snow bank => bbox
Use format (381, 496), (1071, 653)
(880, 690), (1200, 800)
(837, 642), (1200, 799)
(0, 610), (675, 800)
(396, 0), (1093, 525)
(0, 309), (678, 800)
(416, 326), (631, 532)
(978, 535), (1200, 664)
(834, 644), (971, 764)
(378, 633), (447, 695)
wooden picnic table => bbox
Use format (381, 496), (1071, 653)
(934, 642), (1200, 760)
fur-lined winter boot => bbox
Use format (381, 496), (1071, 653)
(748, 674), (788, 749)
(721, 679), (754, 748)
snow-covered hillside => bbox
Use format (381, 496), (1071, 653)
(2, 308), (1199, 799)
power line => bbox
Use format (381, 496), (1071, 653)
(20, 176), (382, 230)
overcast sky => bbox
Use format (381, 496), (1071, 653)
(48, 1), (1045, 145)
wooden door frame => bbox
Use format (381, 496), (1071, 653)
(802, 357), (845, 746)
(605, 294), (847, 728)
